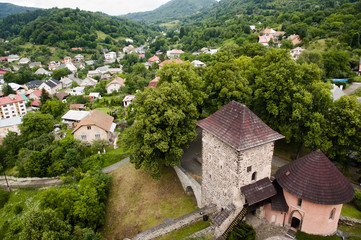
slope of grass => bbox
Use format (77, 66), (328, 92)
(156, 220), (210, 240)
(341, 204), (361, 220)
(100, 164), (198, 240)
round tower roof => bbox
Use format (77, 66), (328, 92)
(276, 150), (354, 205)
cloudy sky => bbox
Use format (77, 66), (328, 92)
(0, 0), (172, 15)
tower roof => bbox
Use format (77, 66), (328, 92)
(196, 101), (284, 151)
(276, 150), (354, 205)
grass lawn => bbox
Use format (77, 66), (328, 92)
(102, 147), (129, 167)
(296, 231), (340, 240)
(155, 221), (210, 240)
(96, 30), (107, 40)
(95, 107), (112, 114)
(339, 225), (361, 235)
(0, 188), (44, 238)
(341, 204), (361, 220)
(100, 164), (199, 240)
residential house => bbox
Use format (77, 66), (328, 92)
(0, 116), (22, 138)
(67, 86), (85, 96)
(60, 77), (73, 88)
(72, 110), (116, 143)
(104, 52), (116, 62)
(38, 79), (62, 95)
(64, 62), (77, 73)
(28, 89), (44, 100)
(74, 62), (85, 70)
(63, 56), (72, 63)
(25, 80), (44, 90)
(79, 77), (97, 88)
(156, 50), (163, 55)
(101, 74), (112, 80)
(0, 69), (8, 77)
(69, 104), (86, 110)
(288, 34), (302, 45)
(259, 35), (275, 47)
(30, 99), (40, 110)
(135, 45), (147, 54)
(96, 66), (110, 75)
(123, 95), (136, 107)
(56, 92), (68, 102)
(85, 60), (94, 66)
(192, 60), (206, 67)
(108, 68), (122, 75)
(48, 61), (61, 70)
(19, 58), (30, 65)
(106, 76), (125, 94)
(73, 54), (84, 62)
(7, 55), (20, 62)
(147, 76), (159, 88)
(35, 68), (51, 76)
(123, 45), (135, 53)
(0, 57), (8, 62)
(89, 92), (102, 101)
(148, 55), (160, 64)
(1, 83), (26, 94)
(0, 94), (27, 119)
(61, 110), (90, 129)
(159, 59), (184, 69)
(166, 49), (184, 59)
(290, 47), (305, 61)
(87, 70), (101, 78)
(138, 54), (145, 59)
(125, 38), (134, 43)
(250, 25), (256, 31)
(29, 62), (42, 69)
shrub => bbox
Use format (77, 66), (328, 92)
(227, 221), (256, 240)
(12, 204), (23, 215)
(353, 189), (361, 211)
(0, 189), (10, 208)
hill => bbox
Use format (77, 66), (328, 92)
(124, 0), (216, 24)
(0, 2), (38, 19)
(0, 8), (158, 48)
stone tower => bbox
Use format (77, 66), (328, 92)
(196, 101), (284, 210)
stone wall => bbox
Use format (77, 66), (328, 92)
(131, 204), (217, 240)
(173, 166), (202, 207)
(0, 176), (62, 188)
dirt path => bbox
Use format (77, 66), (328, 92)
(344, 82), (361, 95)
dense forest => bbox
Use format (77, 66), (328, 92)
(0, 3), (38, 19)
(124, 0), (216, 24)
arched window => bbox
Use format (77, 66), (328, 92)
(329, 208), (336, 220)
(251, 172), (257, 181)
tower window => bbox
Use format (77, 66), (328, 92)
(251, 172), (257, 181)
(330, 208), (336, 220)
(297, 198), (302, 207)
(247, 166), (252, 172)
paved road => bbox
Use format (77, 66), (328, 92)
(102, 157), (130, 173)
(344, 82), (361, 95)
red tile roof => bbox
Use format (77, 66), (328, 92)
(147, 76), (160, 88)
(0, 69), (7, 74)
(31, 89), (43, 98)
(0, 94), (26, 105)
(159, 59), (183, 67)
(31, 99), (40, 107)
(69, 104), (85, 110)
(72, 110), (114, 134)
(276, 150), (354, 205)
(106, 76), (125, 88)
(148, 55), (159, 62)
(241, 177), (277, 206)
(196, 101), (284, 151)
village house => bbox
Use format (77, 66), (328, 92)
(1, 83), (26, 94)
(63, 56), (72, 63)
(101, 74), (112, 80)
(7, 54), (20, 62)
(0, 94), (27, 119)
(27, 89), (44, 100)
(29, 62), (42, 69)
(159, 59), (184, 69)
(56, 92), (68, 102)
(61, 110), (90, 129)
(166, 49), (184, 59)
(192, 60), (206, 67)
(85, 60), (94, 66)
(123, 45), (135, 53)
(105, 76), (125, 94)
(30, 99), (40, 110)
(148, 55), (160, 64)
(96, 66), (110, 75)
(72, 110), (116, 143)
(259, 35), (275, 47)
(38, 79), (62, 95)
(69, 104), (86, 110)
(147, 76), (159, 88)
(0, 116), (22, 138)
(73, 54), (84, 62)
(290, 47), (305, 61)
(87, 70), (101, 78)
(48, 61), (61, 70)
(79, 77), (97, 88)
(25, 80), (44, 90)
(59, 77), (73, 88)
(71, 47), (82, 51)
(67, 86), (85, 96)
(107, 68), (122, 75)
(62, 62), (77, 73)
(19, 57), (30, 65)
(0, 56), (8, 62)
(89, 92), (102, 101)
(125, 38), (134, 43)
(74, 62), (85, 71)
(123, 95), (136, 107)
(288, 34), (302, 46)
(104, 52), (117, 62)
(35, 68), (51, 76)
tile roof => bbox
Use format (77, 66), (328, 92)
(72, 110), (114, 134)
(241, 177), (277, 206)
(43, 79), (60, 88)
(106, 76), (125, 88)
(196, 101), (284, 151)
(62, 110), (90, 121)
(26, 80), (43, 89)
(147, 76), (159, 88)
(56, 91), (68, 100)
(30, 89), (43, 98)
(148, 55), (159, 62)
(0, 94), (26, 105)
(276, 150), (354, 205)
(69, 104), (85, 110)
(270, 180), (289, 212)
(31, 99), (40, 107)
(159, 59), (183, 67)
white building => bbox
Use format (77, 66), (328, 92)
(7, 55), (20, 62)
(123, 95), (136, 108)
(38, 79), (62, 95)
(67, 86), (85, 96)
(0, 94), (27, 119)
(104, 52), (116, 62)
(166, 49), (184, 59)
(106, 76), (125, 94)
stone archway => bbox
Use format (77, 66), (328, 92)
(289, 210), (303, 231)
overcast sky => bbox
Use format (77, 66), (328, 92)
(0, 0), (172, 15)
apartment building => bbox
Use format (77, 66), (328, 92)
(0, 94), (27, 119)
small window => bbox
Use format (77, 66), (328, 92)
(251, 171), (257, 181)
(330, 208), (336, 220)
(87, 126), (91, 130)
(95, 134), (100, 139)
(81, 135), (87, 140)
(297, 198), (302, 207)
(247, 166), (252, 172)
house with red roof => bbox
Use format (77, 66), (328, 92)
(147, 76), (160, 88)
(0, 94), (27, 119)
(148, 55), (160, 64)
(105, 76), (125, 94)
(0, 57), (8, 62)
(166, 49), (184, 59)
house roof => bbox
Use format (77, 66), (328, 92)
(270, 180), (289, 212)
(259, 35), (274, 44)
(159, 59), (184, 67)
(241, 177), (277, 206)
(43, 79), (60, 88)
(29, 62), (42, 67)
(147, 76), (159, 88)
(0, 116), (22, 128)
(30, 89), (43, 98)
(276, 150), (354, 205)
(35, 68), (49, 75)
(69, 104), (85, 110)
(148, 55), (159, 62)
(123, 95), (136, 102)
(106, 76), (125, 88)
(72, 110), (114, 134)
(31, 99), (40, 107)
(196, 101), (284, 151)
(62, 110), (90, 121)
(0, 94), (26, 105)
(56, 91), (68, 100)
(169, 49), (184, 54)
(80, 77), (97, 87)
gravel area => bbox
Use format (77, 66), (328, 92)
(246, 214), (288, 240)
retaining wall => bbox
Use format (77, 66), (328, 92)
(173, 166), (202, 207)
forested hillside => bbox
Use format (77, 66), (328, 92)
(124, 0), (216, 24)
(0, 3), (38, 19)
(0, 8), (158, 48)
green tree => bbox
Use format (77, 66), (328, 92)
(41, 99), (66, 119)
(23, 150), (48, 177)
(52, 68), (71, 80)
(19, 112), (55, 141)
(123, 82), (198, 179)
(227, 221), (256, 240)
(2, 84), (15, 96)
(40, 88), (51, 107)
(351, 33), (360, 49)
